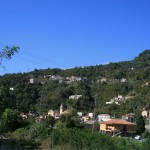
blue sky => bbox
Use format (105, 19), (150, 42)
(0, 0), (150, 74)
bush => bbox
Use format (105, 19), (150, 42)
(28, 122), (49, 139)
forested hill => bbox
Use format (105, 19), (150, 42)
(0, 50), (150, 117)
(29, 49), (150, 80)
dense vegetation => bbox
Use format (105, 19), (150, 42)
(0, 50), (150, 149)
(0, 50), (149, 116)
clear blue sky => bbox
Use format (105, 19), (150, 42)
(0, 0), (150, 74)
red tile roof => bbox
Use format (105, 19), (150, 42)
(101, 119), (136, 125)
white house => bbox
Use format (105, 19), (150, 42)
(120, 78), (127, 83)
(69, 95), (82, 100)
(10, 87), (14, 91)
(88, 113), (94, 118)
(98, 114), (111, 123)
(77, 112), (83, 117)
(29, 78), (34, 84)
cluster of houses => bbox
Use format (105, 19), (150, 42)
(97, 77), (128, 83)
(69, 95), (82, 100)
(99, 109), (150, 137)
(29, 75), (88, 84)
(21, 103), (150, 137)
(80, 110), (149, 136)
(142, 82), (150, 87)
(106, 95), (135, 105)
(80, 112), (138, 136)
(29, 74), (129, 85)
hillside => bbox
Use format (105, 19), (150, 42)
(0, 50), (149, 117)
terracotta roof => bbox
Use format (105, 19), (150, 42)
(101, 119), (136, 125)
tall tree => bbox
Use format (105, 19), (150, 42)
(136, 116), (145, 135)
(0, 108), (24, 132)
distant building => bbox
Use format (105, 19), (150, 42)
(106, 95), (123, 105)
(98, 114), (111, 123)
(48, 110), (56, 117)
(100, 77), (108, 83)
(60, 103), (63, 114)
(81, 116), (90, 122)
(69, 95), (82, 100)
(66, 76), (87, 82)
(77, 112), (83, 117)
(88, 113), (94, 118)
(20, 113), (27, 119)
(120, 78), (127, 83)
(143, 82), (150, 87)
(100, 119), (137, 135)
(47, 104), (68, 119)
(122, 113), (136, 123)
(29, 78), (34, 84)
(106, 102), (113, 105)
(10, 87), (14, 91)
(141, 108), (149, 118)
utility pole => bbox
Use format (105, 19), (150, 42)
(92, 96), (97, 132)
(40, 90), (44, 116)
(149, 110), (150, 132)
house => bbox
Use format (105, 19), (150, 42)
(51, 75), (64, 82)
(20, 113), (27, 119)
(47, 109), (60, 119)
(106, 101), (113, 105)
(10, 87), (14, 91)
(44, 75), (64, 82)
(47, 103), (67, 118)
(48, 110), (56, 117)
(88, 113), (94, 118)
(100, 119), (137, 136)
(144, 82), (150, 86)
(106, 95), (123, 105)
(66, 76), (87, 83)
(77, 112), (83, 117)
(81, 116), (90, 122)
(120, 78), (127, 83)
(97, 76), (118, 83)
(29, 78), (34, 84)
(69, 95), (82, 100)
(98, 114), (111, 123)
(141, 110), (149, 118)
(122, 113), (136, 123)
(100, 77), (108, 83)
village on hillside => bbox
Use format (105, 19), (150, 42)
(8, 73), (149, 139)
(21, 99), (149, 139)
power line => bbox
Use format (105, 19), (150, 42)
(0, 41), (72, 68)
(15, 55), (48, 67)
(21, 50), (71, 68)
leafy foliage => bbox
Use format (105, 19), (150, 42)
(136, 116), (145, 134)
(0, 49), (150, 149)
(0, 45), (19, 67)
(51, 128), (118, 150)
(0, 108), (24, 132)
(0, 49), (150, 128)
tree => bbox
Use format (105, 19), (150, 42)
(0, 45), (19, 67)
(136, 116), (145, 135)
(0, 108), (24, 132)
(43, 116), (55, 128)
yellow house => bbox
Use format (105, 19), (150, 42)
(82, 116), (90, 122)
(141, 110), (149, 118)
(100, 119), (137, 135)
(48, 110), (56, 117)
